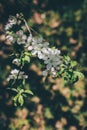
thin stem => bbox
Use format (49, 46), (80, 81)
(23, 18), (40, 35)
(29, 27), (38, 34)
(23, 19), (31, 34)
(11, 52), (24, 87)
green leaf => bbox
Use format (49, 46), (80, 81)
(7, 88), (18, 93)
(74, 71), (84, 79)
(44, 108), (54, 119)
(22, 79), (25, 86)
(64, 56), (71, 61)
(24, 90), (34, 95)
(13, 94), (20, 106)
(24, 55), (30, 62)
(71, 74), (78, 83)
(24, 52), (31, 56)
(13, 94), (19, 102)
(18, 95), (24, 106)
(71, 61), (77, 67)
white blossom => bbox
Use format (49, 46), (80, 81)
(41, 48), (62, 76)
(16, 30), (27, 45)
(28, 37), (49, 59)
(16, 30), (23, 36)
(5, 16), (17, 30)
(25, 34), (33, 48)
(5, 23), (12, 30)
(8, 16), (17, 25)
(42, 70), (48, 76)
(27, 34), (33, 43)
(12, 58), (21, 66)
(28, 46), (33, 51)
(6, 35), (14, 42)
(7, 69), (28, 81)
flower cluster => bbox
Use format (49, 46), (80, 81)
(42, 48), (62, 76)
(7, 69), (28, 81)
(5, 14), (26, 44)
(28, 37), (62, 76)
(5, 14), (62, 82)
(5, 16), (17, 30)
(16, 30), (27, 45)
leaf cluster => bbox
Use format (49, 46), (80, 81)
(57, 56), (84, 85)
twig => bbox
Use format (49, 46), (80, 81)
(23, 19), (31, 34)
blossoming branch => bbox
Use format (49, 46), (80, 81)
(5, 13), (84, 106)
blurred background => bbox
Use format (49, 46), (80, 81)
(0, 0), (87, 130)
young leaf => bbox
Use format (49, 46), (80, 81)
(71, 61), (77, 68)
(74, 71), (84, 79)
(18, 95), (24, 106)
(24, 55), (30, 62)
(24, 90), (34, 95)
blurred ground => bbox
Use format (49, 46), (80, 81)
(0, 0), (87, 130)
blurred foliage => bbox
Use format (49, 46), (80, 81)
(0, 0), (87, 130)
